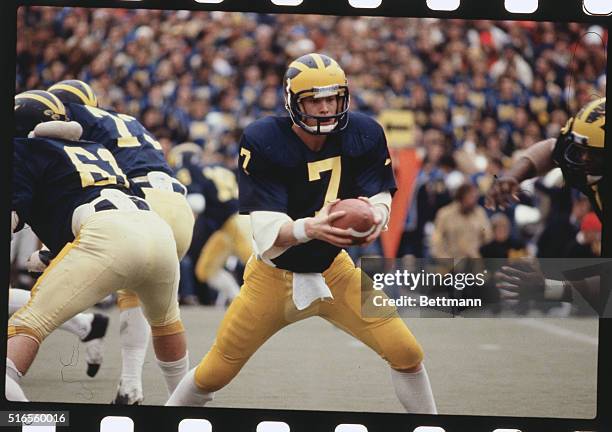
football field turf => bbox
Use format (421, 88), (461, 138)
(22, 306), (598, 418)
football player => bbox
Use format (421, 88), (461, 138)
(48, 80), (194, 404)
(485, 97), (606, 221)
(7, 91), (187, 402)
(486, 98), (607, 311)
(171, 143), (252, 307)
(168, 54), (437, 413)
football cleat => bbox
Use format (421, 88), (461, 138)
(82, 313), (110, 377)
(111, 382), (144, 405)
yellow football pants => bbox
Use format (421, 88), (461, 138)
(117, 187), (195, 311)
(8, 210), (183, 343)
(193, 250), (424, 392)
(194, 214), (253, 283)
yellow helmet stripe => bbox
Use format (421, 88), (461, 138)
(82, 82), (96, 105)
(289, 60), (311, 73)
(311, 53), (326, 70)
(16, 93), (66, 116)
(49, 83), (96, 106)
(46, 91), (66, 110)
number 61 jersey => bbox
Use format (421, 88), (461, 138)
(238, 112), (396, 273)
(12, 136), (130, 256)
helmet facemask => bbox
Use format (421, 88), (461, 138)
(286, 82), (350, 135)
(554, 117), (605, 186)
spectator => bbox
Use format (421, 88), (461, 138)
(430, 183), (493, 258)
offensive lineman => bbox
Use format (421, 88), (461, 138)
(47, 80), (194, 404)
(167, 53), (437, 413)
(8, 91), (187, 401)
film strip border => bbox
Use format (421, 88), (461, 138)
(1, 0), (611, 431)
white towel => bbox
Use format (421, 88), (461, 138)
(292, 273), (334, 310)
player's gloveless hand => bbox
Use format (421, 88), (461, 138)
(495, 258), (546, 300)
(484, 176), (520, 210)
(305, 200), (354, 248)
(357, 196), (384, 246)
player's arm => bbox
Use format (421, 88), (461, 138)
(485, 138), (556, 210)
(350, 121), (396, 246)
(250, 201), (353, 260)
(495, 260), (603, 312)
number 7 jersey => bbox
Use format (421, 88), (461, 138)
(238, 112), (396, 273)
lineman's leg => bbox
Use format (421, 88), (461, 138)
(9, 287), (108, 378)
(226, 214), (253, 264)
(194, 228), (240, 304)
(131, 217), (189, 397)
(167, 258), (302, 406)
(7, 228), (126, 399)
(321, 251), (437, 414)
(113, 290), (150, 404)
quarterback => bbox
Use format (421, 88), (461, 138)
(168, 53), (437, 413)
(7, 91), (187, 402)
(47, 80), (194, 404)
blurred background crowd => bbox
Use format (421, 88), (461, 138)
(13, 7), (607, 305)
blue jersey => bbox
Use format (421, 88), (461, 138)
(66, 103), (172, 179)
(176, 160), (239, 257)
(238, 112), (396, 273)
(12, 136), (130, 255)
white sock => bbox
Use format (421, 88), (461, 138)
(165, 367), (214, 406)
(208, 269), (240, 301)
(5, 359), (27, 402)
(60, 312), (93, 340)
(157, 352), (189, 395)
(119, 307), (151, 396)
(6, 358), (22, 382)
(390, 364), (437, 414)
(8, 288), (31, 315)
(5, 374), (28, 402)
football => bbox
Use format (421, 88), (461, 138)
(330, 198), (377, 244)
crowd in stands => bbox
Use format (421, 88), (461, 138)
(15, 8), (606, 302)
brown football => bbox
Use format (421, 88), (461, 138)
(330, 198), (377, 245)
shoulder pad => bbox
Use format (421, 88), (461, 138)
(340, 112), (385, 157)
(242, 116), (300, 167)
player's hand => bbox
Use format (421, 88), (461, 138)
(484, 176), (520, 210)
(357, 196), (384, 246)
(495, 258), (545, 300)
(26, 248), (53, 277)
(305, 200), (354, 248)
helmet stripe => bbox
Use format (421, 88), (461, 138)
(15, 93), (66, 116)
(82, 82), (97, 105)
(311, 53), (326, 69)
(49, 83), (96, 106)
(289, 60), (311, 73)
(46, 91), (66, 110)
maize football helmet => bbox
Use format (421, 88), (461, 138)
(553, 97), (605, 185)
(48, 79), (98, 107)
(14, 90), (68, 137)
(284, 53), (350, 135)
